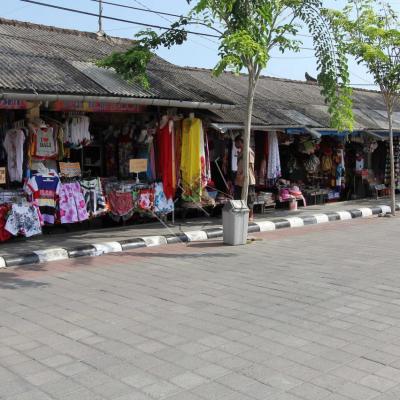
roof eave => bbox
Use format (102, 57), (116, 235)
(0, 91), (236, 111)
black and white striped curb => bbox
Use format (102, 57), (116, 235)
(0, 204), (393, 269)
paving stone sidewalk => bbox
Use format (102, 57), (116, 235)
(0, 216), (400, 399)
(0, 196), (394, 258)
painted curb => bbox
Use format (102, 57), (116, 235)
(0, 204), (392, 268)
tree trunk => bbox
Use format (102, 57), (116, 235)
(388, 107), (396, 216)
(241, 73), (257, 203)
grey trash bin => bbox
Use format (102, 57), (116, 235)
(223, 200), (249, 245)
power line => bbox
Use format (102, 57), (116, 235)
(20, 0), (220, 38)
(91, 0), (186, 20)
(21, 0), (318, 51)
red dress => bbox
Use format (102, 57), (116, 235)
(157, 122), (175, 199)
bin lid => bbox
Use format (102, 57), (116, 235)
(223, 200), (249, 212)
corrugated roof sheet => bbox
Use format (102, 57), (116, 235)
(0, 18), (398, 130)
(0, 18), (232, 103)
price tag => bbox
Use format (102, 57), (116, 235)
(129, 159), (148, 173)
(0, 168), (5, 184)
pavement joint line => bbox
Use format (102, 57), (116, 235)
(0, 204), (391, 269)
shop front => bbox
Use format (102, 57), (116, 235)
(0, 97), (220, 242)
(205, 125), (391, 215)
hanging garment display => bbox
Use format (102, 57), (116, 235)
(59, 182), (89, 224)
(3, 128), (25, 182)
(5, 203), (42, 237)
(174, 121), (182, 186)
(64, 115), (91, 147)
(304, 154), (321, 174)
(0, 204), (11, 242)
(154, 182), (174, 214)
(31, 126), (57, 159)
(181, 117), (203, 202)
(158, 120), (175, 200)
(25, 174), (61, 224)
(108, 191), (135, 219)
(80, 178), (107, 217)
(267, 131), (281, 180)
(231, 141), (239, 172)
(385, 137), (400, 189)
(137, 188), (154, 211)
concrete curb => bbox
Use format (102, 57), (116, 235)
(0, 204), (395, 269)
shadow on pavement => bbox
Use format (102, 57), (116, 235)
(0, 270), (48, 290)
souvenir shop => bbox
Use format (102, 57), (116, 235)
(205, 127), (390, 211)
(0, 99), (215, 242)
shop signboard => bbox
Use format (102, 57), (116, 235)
(0, 168), (6, 184)
(59, 162), (81, 178)
(0, 99), (28, 109)
(51, 100), (145, 113)
(129, 159), (148, 173)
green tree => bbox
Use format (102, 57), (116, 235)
(325, 0), (400, 215)
(99, 0), (353, 203)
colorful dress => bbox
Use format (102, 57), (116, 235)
(59, 182), (89, 224)
(158, 120), (176, 200)
(181, 118), (203, 202)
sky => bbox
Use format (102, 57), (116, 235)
(2, 0), (400, 89)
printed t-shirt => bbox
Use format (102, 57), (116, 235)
(26, 175), (60, 224)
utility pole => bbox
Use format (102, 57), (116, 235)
(97, 0), (105, 36)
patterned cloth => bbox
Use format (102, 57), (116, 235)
(154, 183), (174, 214)
(5, 204), (42, 237)
(108, 191), (134, 217)
(80, 178), (107, 217)
(59, 182), (88, 224)
(0, 204), (11, 242)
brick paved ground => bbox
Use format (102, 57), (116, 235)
(1, 217), (400, 399)
(0, 196), (394, 257)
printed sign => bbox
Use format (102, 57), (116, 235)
(0, 99), (28, 110)
(51, 100), (145, 113)
(0, 168), (6, 184)
(129, 159), (148, 173)
(59, 162), (82, 177)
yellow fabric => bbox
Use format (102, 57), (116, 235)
(181, 118), (202, 202)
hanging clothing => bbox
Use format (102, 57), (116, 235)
(231, 142), (239, 172)
(385, 137), (400, 189)
(59, 182), (89, 224)
(31, 126), (57, 159)
(0, 204), (12, 242)
(267, 131), (281, 180)
(5, 203), (42, 237)
(174, 121), (182, 187)
(80, 178), (107, 217)
(3, 128), (25, 182)
(158, 120), (176, 200)
(64, 116), (91, 147)
(137, 188), (154, 211)
(181, 117), (203, 202)
(25, 175), (61, 224)
(108, 191), (134, 218)
(154, 182), (174, 214)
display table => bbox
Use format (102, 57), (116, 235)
(303, 189), (329, 205)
